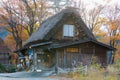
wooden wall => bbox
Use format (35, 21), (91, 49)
(52, 15), (88, 42)
(34, 42), (108, 69)
(57, 42), (108, 68)
(0, 53), (9, 65)
(34, 48), (56, 69)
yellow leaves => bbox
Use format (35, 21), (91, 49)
(6, 35), (14, 40)
(109, 35), (120, 41)
(91, 17), (108, 36)
(110, 25), (117, 31)
(4, 28), (29, 51)
(114, 35), (120, 40)
(107, 19), (119, 31)
(33, 22), (39, 31)
(21, 29), (29, 41)
(5, 34), (16, 51)
(114, 52), (120, 61)
(4, 30), (29, 51)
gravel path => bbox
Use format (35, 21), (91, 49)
(0, 77), (57, 80)
(0, 76), (73, 80)
(0, 72), (73, 80)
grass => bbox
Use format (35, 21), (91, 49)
(58, 63), (120, 80)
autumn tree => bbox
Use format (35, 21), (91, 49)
(0, 0), (23, 50)
(19, 0), (47, 36)
(67, 0), (107, 36)
(102, 5), (120, 63)
(0, 0), (49, 50)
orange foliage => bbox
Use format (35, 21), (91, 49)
(4, 29), (29, 51)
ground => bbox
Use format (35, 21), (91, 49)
(0, 77), (73, 80)
(0, 66), (120, 80)
(0, 77), (54, 80)
(0, 72), (73, 80)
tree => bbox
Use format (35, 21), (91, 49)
(0, 0), (49, 50)
(0, 0), (23, 50)
(104, 5), (120, 63)
(19, 0), (49, 36)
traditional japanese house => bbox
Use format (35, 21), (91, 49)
(0, 38), (11, 65)
(23, 8), (115, 72)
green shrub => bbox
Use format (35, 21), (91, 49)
(0, 63), (17, 73)
(5, 65), (17, 73)
(91, 63), (101, 70)
(0, 63), (6, 73)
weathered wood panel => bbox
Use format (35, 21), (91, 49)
(52, 15), (88, 42)
(0, 53), (9, 65)
(56, 42), (108, 68)
(34, 42), (108, 69)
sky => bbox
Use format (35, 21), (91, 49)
(48, 0), (119, 11)
(74, 0), (119, 5)
(73, 0), (120, 9)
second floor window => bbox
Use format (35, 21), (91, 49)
(63, 24), (74, 37)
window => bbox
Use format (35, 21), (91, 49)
(63, 24), (74, 37)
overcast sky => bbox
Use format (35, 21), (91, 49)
(74, 0), (120, 8)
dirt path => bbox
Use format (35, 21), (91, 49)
(0, 76), (74, 80)
(0, 77), (55, 80)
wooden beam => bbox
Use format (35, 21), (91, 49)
(63, 48), (66, 69)
(33, 48), (37, 71)
(79, 47), (81, 54)
(55, 49), (59, 74)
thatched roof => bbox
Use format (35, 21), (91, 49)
(25, 7), (96, 46)
(0, 38), (11, 53)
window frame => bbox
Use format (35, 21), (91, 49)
(63, 24), (74, 37)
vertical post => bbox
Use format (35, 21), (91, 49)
(33, 49), (37, 71)
(55, 49), (58, 74)
(79, 48), (81, 61)
(93, 48), (95, 54)
(78, 47), (82, 57)
(93, 48), (95, 61)
(79, 48), (81, 54)
(63, 48), (66, 69)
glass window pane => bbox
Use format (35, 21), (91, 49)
(63, 24), (74, 37)
(63, 25), (69, 36)
(68, 25), (74, 36)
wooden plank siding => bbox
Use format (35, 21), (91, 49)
(33, 42), (108, 70)
(0, 53), (9, 65)
(56, 42), (108, 68)
(52, 15), (88, 42)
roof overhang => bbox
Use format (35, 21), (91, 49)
(14, 41), (52, 53)
(48, 40), (116, 51)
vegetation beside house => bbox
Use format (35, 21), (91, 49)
(55, 62), (120, 80)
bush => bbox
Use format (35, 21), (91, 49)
(114, 61), (120, 70)
(91, 63), (101, 70)
(0, 63), (17, 73)
(5, 65), (17, 73)
(62, 63), (120, 80)
(0, 63), (6, 73)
